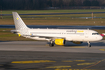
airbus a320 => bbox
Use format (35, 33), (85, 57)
(11, 12), (103, 47)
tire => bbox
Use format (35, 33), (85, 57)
(88, 44), (91, 47)
(49, 43), (54, 47)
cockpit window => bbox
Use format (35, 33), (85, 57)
(92, 33), (99, 35)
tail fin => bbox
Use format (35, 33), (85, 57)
(12, 12), (29, 30)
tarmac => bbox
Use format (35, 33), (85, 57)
(0, 40), (105, 70)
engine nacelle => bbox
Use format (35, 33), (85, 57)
(72, 41), (83, 44)
(55, 39), (65, 46)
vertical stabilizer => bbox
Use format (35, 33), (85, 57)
(12, 12), (29, 30)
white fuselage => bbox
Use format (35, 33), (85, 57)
(22, 28), (103, 42)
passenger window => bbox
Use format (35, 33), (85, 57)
(92, 33), (99, 35)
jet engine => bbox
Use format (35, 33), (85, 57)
(55, 39), (65, 46)
(72, 41), (83, 44)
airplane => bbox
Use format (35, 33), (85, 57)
(11, 12), (103, 47)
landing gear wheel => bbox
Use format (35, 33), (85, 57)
(49, 43), (54, 47)
(49, 40), (55, 47)
(87, 41), (91, 48)
(88, 44), (91, 47)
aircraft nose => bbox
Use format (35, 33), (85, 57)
(96, 35), (103, 41)
(98, 35), (103, 40)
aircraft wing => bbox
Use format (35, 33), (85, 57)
(30, 35), (65, 39)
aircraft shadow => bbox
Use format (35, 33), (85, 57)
(64, 41), (105, 47)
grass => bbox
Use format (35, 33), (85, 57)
(1, 18), (105, 26)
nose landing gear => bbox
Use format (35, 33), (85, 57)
(87, 41), (91, 47)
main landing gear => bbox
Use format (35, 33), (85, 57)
(87, 41), (91, 47)
(49, 41), (54, 47)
